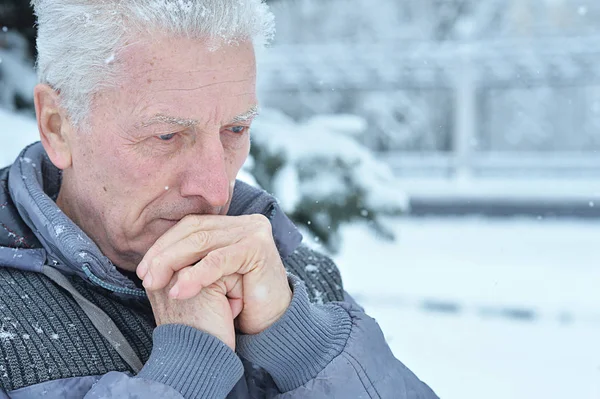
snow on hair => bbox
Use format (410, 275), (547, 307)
(31, 0), (275, 125)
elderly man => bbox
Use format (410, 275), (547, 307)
(0, 1), (437, 398)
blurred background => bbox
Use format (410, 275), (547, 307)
(0, 1), (599, 398)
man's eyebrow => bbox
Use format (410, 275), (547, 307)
(138, 114), (199, 129)
(138, 106), (259, 129)
(230, 105), (259, 124)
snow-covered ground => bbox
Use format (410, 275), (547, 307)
(335, 217), (600, 399)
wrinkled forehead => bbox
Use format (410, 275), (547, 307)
(117, 34), (256, 82)
(100, 34), (258, 126)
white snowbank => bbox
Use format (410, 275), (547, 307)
(336, 217), (600, 399)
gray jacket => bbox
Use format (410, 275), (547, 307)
(0, 143), (438, 399)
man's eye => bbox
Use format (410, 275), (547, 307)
(228, 126), (248, 134)
(157, 133), (176, 141)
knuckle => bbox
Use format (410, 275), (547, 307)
(189, 230), (211, 249)
(148, 256), (161, 270)
(256, 226), (274, 244)
(213, 279), (227, 293)
(173, 271), (194, 293)
(251, 213), (270, 227)
(146, 243), (162, 259)
(179, 268), (194, 284)
(249, 214), (272, 236)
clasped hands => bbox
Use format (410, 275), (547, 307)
(136, 214), (293, 350)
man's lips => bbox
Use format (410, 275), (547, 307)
(159, 213), (217, 224)
(160, 208), (224, 222)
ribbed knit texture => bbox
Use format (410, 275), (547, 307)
(236, 274), (353, 393)
(280, 245), (345, 304)
(71, 277), (155, 366)
(138, 325), (244, 399)
(0, 268), (146, 391)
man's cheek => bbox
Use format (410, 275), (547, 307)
(229, 144), (250, 175)
(116, 158), (157, 186)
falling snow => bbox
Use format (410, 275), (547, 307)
(312, 290), (324, 305)
(32, 324), (43, 334)
(305, 264), (319, 273)
(54, 225), (65, 236)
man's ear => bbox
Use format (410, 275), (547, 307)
(34, 84), (72, 170)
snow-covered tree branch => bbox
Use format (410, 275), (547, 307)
(248, 109), (408, 252)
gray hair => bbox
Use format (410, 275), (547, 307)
(31, 0), (275, 125)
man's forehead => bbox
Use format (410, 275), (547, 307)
(112, 36), (258, 131)
(120, 36), (255, 74)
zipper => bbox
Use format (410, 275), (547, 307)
(82, 263), (146, 297)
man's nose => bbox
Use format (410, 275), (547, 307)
(180, 136), (231, 208)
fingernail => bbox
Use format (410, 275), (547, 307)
(137, 261), (149, 279)
(143, 272), (153, 289)
(169, 285), (180, 299)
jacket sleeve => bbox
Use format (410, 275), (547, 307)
(84, 324), (244, 399)
(236, 275), (438, 399)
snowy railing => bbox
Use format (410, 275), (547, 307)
(257, 35), (600, 178)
